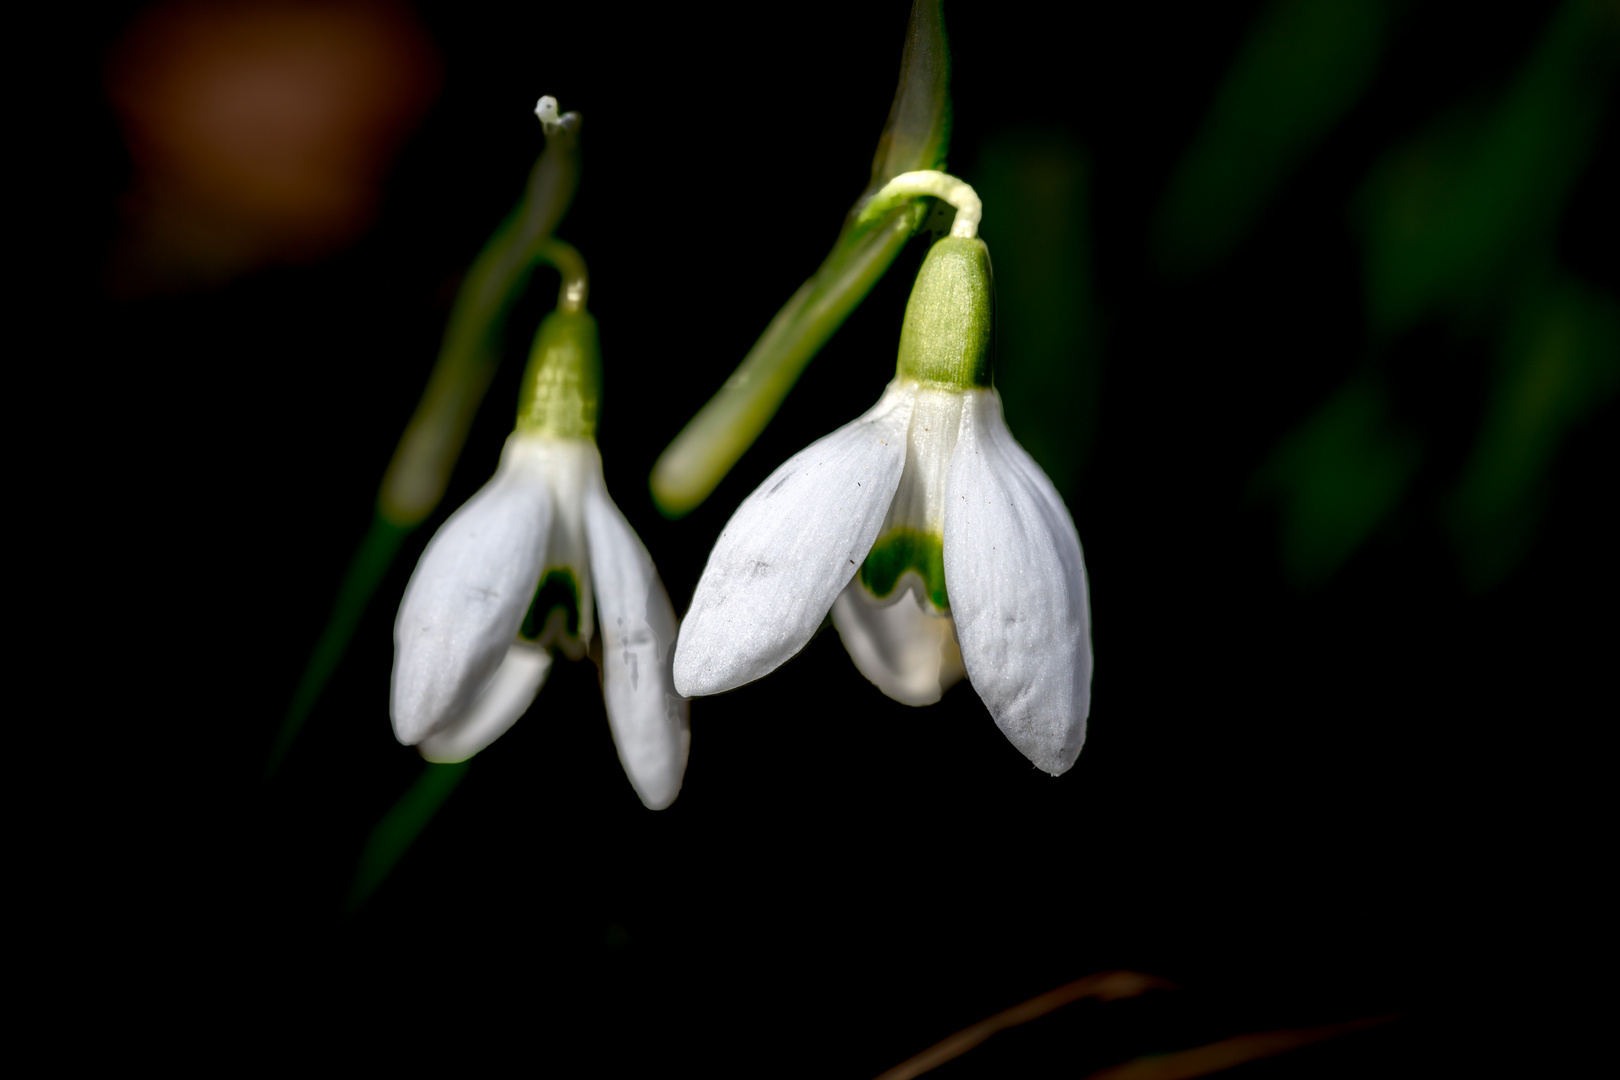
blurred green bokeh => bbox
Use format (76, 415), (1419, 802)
(1155, 0), (1391, 275)
(974, 129), (1100, 499)
(348, 761), (471, 914)
(1447, 271), (1620, 588)
(1250, 0), (1617, 587)
(1357, 0), (1614, 336)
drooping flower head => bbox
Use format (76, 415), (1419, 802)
(674, 173), (1092, 775)
(391, 239), (689, 808)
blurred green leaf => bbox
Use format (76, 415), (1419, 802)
(1356, 0), (1617, 335)
(1253, 376), (1422, 587)
(650, 0), (951, 517)
(267, 513), (408, 778)
(1447, 272), (1620, 588)
(974, 128), (1099, 497)
(348, 761), (471, 914)
(1154, 0), (1390, 275)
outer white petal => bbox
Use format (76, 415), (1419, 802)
(584, 477), (689, 810)
(391, 443), (552, 746)
(417, 643), (552, 763)
(944, 390), (1092, 775)
(674, 383), (915, 696)
(831, 576), (965, 706)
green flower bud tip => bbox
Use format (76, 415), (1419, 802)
(896, 235), (993, 390)
(516, 309), (602, 439)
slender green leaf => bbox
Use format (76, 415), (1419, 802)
(1252, 376), (1422, 588)
(348, 761), (471, 914)
(974, 128), (1099, 497)
(267, 512), (408, 779)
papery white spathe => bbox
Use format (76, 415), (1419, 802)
(393, 433), (689, 809)
(673, 379), (1091, 776)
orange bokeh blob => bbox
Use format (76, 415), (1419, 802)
(107, 0), (440, 291)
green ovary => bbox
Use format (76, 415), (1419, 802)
(520, 569), (582, 643)
(859, 529), (950, 611)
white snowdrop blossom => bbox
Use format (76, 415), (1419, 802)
(674, 235), (1092, 775)
(392, 307), (689, 809)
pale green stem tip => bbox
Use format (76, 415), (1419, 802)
(534, 237), (589, 314)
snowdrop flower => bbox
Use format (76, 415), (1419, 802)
(392, 263), (689, 809)
(674, 174), (1091, 774)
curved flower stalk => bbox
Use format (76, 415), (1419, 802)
(392, 243), (689, 809)
(674, 176), (1091, 775)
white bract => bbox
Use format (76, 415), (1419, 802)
(392, 306), (689, 809)
(674, 233), (1092, 775)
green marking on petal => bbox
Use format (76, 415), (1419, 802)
(520, 568), (582, 643)
(860, 528), (950, 611)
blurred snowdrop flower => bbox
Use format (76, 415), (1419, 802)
(393, 284), (689, 809)
(675, 206), (1092, 775)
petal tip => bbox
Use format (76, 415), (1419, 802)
(671, 639), (749, 698)
(1034, 745), (1082, 777)
(417, 743), (473, 765)
(634, 784), (681, 812)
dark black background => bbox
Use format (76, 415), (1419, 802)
(66, 0), (1611, 1071)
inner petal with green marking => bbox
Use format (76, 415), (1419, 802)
(857, 384), (965, 613)
(860, 529), (949, 611)
(520, 567), (587, 655)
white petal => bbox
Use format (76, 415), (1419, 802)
(536, 439), (598, 651)
(831, 575), (965, 706)
(584, 478), (689, 810)
(944, 390), (1092, 775)
(674, 383), (915, 696)
(880, 385), (965, 536)
(417, 642), (552, 763)
(391, 442), (552, 746)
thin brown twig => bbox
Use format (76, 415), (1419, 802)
(1081, 1014), (1402, 1080)
(873, 970), (1177, 1080)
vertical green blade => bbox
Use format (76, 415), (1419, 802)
(267, 513), (409, 779)
(348, 761), (471, 914)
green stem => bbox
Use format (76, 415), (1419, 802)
(347, 762), (471, 914)
(534, 237), (589, 314)
(266, 513), (409, 780)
